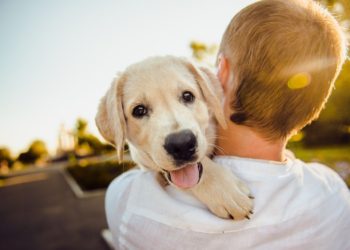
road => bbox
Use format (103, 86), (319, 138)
(0, 167), (109, 250)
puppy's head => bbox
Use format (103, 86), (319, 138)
(96, 56), (226, 188)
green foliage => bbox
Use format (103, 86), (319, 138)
(66, 160), (135, 191)
(0, 147), (13, 167)
(75, 118), (88, 135)
(319, 61), (350, 124)
(289, 145), (350, 166)
(73, 118), (114, 156)
(17, 140), (48, 165)
(190, 41), (218, 64)
(29, 140), (48, 156)
(303, 59), (350, 146)
(318, 0), (350, 21)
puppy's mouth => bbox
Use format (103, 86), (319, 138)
(164, 162), (203, 189)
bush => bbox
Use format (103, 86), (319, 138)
(17, 140), (48, 165)
(303, 122), (350, 147)
(0, 147), (13, 167)
(66, 160), (135, 191)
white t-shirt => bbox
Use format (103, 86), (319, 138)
(105, 155), (350, 250)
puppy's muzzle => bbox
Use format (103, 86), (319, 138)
(163, 129), (197, 165)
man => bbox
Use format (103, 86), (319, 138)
(105, 0), (350, 249)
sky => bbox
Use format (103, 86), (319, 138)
(0, 0), (256, 155)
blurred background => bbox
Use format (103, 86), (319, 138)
(0, 0), (349, 249)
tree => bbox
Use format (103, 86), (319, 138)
(0, 147), (13, 167)
(73, 118), (114, 155)
(17, 140), (48, 165)
(190, 41), (218, 65)
(318, 0), (350, 20)
(75, 118), (88, 135)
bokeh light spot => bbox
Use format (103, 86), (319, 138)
(290, 131), (304, 142)
(287, 73), (311, 89)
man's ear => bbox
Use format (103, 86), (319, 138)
(217, 54), (230, 94)
(95, 74), (127, 162)
(184, 60), (227, 129)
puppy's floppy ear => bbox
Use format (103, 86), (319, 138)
(95, 74), (127, 162)
(184, 60), (227, 129)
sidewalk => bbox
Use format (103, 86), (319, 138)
(0, 166), (109, 250)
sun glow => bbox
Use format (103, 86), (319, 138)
(287, 73), (311, 89)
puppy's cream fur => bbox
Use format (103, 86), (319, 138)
(96, 56), (253, 219)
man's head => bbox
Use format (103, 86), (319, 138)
(218, 0), (347, 140)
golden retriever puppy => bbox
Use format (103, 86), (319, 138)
(96, 56), (253, 220)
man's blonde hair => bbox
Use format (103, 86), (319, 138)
(219, 0), (347, 139)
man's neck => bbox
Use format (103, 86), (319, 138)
(216, 122), (287, 162)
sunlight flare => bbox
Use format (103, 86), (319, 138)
(287, 73), (311, 89)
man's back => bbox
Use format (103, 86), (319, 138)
(105, 155), (350, 250)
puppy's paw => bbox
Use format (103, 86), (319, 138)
(190, 157), (254, 220)
(207, 176), (254, 220)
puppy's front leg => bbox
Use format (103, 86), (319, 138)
(190, 156), (254, 220)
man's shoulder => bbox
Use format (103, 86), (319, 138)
(214, 155), (349, 222)
(298, 159), (348, 191)
(289, 159), (350, 216)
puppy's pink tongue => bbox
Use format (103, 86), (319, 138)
(169, 163), (199, 189)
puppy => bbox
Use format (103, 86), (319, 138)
(96, 56), (253, 220)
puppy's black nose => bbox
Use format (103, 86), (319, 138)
(164, 130), (197, 164)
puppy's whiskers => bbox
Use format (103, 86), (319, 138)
(207, 142), (225, 155)
(207, 134), (226, 141)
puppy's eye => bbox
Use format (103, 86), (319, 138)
(132, 105), (148, 118)
(182, 91), (195, 104)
